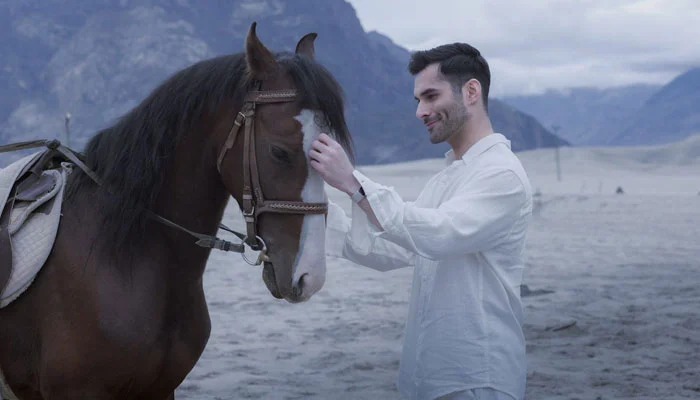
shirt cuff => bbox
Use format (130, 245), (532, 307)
(352, 169), (404, 236)
(352, 169), (381, 198)
(325, 201), (350, 258)
(346, 170), (387, 255)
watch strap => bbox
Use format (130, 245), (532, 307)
(351, 186), (366, 203)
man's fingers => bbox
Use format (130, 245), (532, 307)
(318, 133), (338, 147)
(309, 158), (326, 174)
(311, 139), (341, 160)
(309, 148), (323, 161)
(311, 139), (328, 153)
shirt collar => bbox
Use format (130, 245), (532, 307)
(444, 133), (510, 165)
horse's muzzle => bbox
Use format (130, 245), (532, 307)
(262, 262), (283, 299)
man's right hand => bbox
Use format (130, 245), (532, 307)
(309, 133), (360, 195)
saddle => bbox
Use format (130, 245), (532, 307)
(0, 149), (70, 307)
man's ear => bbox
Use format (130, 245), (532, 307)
(463, 79), (481, 106)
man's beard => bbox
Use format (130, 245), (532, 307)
(428, 99), (468, 144)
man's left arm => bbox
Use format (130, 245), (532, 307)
(365, 167), (528, 260)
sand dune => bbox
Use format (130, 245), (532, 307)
(171, 137), (700, 399)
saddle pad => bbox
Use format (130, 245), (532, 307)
(0, 164), (69, 308)
(0, 152), (44, 208)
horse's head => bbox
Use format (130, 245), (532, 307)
(218, 23), (352, 303)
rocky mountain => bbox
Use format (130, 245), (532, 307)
(503, 67), (700, 147)
(611, 68), (700, 146)
(502, 85), (661, 146)
(0, 0), (564, 165)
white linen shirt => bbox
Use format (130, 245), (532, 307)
(326, 134), (532, 400)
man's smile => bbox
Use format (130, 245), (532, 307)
(425, 117), (441, 129)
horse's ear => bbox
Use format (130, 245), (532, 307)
(245, 22), (278, 79)
(295, 32), (317, 60)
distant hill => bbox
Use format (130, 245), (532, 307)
(503, 67), (700, 148)
(539, 133), (700, 167)
(0, 0), (565, 165)
(611, 68), (700, 146)
(502, 85), (660, 145)
(514, 133), (700, 196)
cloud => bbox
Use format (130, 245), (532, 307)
(347, 0), (700, 95)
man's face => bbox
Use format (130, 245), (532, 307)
(413, 64), (468, 144)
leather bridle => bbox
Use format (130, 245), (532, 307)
(216, 87), (328, 263)
(0, 87), (329, 267)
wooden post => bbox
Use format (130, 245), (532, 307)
(64, 113), (71, 148)
(551, 125), (562, 182)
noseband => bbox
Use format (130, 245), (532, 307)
(216, 88), (328, 263)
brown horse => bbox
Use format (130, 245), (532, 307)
(0, 23), (353, 399)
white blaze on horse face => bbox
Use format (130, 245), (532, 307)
(293, 109), (328, 299)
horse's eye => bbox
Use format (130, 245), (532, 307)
(270, 145), (292, 164)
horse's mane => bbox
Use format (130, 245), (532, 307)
(276, 53), (354, 160)
(67, 51), (353, 252)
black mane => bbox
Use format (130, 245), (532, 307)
(277, 53), (354, 161)
(67, 51), (353, 252)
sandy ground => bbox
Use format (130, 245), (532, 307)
(176, 136), (700, 399)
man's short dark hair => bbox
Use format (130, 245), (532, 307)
(408, 43), (491, 110)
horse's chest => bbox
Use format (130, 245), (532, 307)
(95, 277), (212, 390)
(99, 304), (211, 397)
(144, 305), (211, 393)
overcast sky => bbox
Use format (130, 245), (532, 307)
(346, 0), (700, 97)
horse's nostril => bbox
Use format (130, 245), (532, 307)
(292, 273), (307, 298)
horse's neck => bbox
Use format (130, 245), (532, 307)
(158, 169), (229, 233)
(152, 146), (231, 278)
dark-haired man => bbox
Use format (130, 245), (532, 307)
(310, 43), (532, 400)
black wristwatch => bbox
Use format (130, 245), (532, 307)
(351, 186), (366, 203)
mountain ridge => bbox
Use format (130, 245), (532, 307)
(502, 66), (700, 147)
(0, 0), (566, 165)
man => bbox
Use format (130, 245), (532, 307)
(309, 43), (532, 400)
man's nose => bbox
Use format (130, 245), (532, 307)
(416, 102), (429, 120)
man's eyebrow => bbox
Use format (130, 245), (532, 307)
(414, 88), (438, 101)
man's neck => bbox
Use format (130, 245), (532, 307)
(449, 115), (494, 159)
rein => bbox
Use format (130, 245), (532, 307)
(0, 87), (329, 267)
(0, 139), (251, 260)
